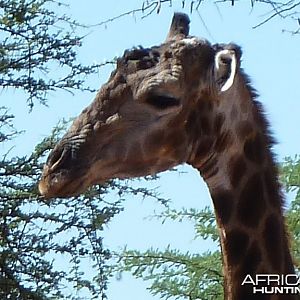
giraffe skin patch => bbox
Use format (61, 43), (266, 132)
(214, 113), (225, 134)
(144, 130), (166, 153)
(199, 115), (211, 135)
(237, 173), (266, 228)
(214, 131), (233, 153)
(236, 120), (253, 139)
(197, 97), (213, 112)
(211, 189), (234, 224)
(228, 155), (247, 187)
(230, 104), (238, 119)
(263, 168), (282, 209)
(226, 229), (249, 266)
(167, 131), (186, 149)
(236, 240), (268, 300)
(240, 241), (262, 277)
(185, 110), (200, 141)
(194, 137), (214, 161)
(243, 132), (265, 164)
(263, 214), (283, 271)
(165, 131), (188, 159)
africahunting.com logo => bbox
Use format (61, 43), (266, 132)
(242, 274), (300, 295)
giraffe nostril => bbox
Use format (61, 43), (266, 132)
(48, 147), (70, 172)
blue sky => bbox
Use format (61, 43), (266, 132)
(2, 1), (300, 299)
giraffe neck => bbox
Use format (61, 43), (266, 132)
(201, 152), (295, 299)
(188, 74), (296, 299)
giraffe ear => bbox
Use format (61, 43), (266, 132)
(214, 45), (241, 92)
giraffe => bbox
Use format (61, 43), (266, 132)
(39, 13), (299, 300)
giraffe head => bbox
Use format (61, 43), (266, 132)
(39, 13), (241, 198)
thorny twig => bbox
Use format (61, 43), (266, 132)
(92, 0), (300, 34)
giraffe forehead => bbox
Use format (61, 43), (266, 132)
(118, 37), (214, 75)
(119, 47), (160, 73)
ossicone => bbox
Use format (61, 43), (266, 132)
(166, 12), (190, 40)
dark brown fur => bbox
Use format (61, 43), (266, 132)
(237, 173), (266, 228)
(229, 155), (247, 187)
(226, 230), (250, 265)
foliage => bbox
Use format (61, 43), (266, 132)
(151, 207), (220, 243)
(97, 1), (300, 35)
(0, 1), (162, 299)
(113, 247), (222, 300)
(0, 115), (167, 299)
(0, 1), (111, 297)
(112, 206), (223, 300)
(111, 206), (223, 300)
(0, 0), (114, 108)
(0, 116), (109, 299)
(281, 156), (300, 269)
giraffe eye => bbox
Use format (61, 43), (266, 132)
(145, 94), (180, 109)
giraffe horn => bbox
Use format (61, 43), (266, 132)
(166, 12), (190, 41)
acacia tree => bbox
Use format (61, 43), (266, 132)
(1, 1), (85, 106)
(0, 1), (112, 298)
(96, 1), (300, 35)
(282, 156), (300, 268)
(0, 1), (165, 299)
(0, 115), (163, 299)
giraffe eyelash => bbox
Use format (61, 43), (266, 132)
(145, 94), (180, 109)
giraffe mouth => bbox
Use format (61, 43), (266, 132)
(38, 175), (88, 198)
(39, 139), (89, 198)
(38, 159), (117, 199)
(39, 137), (117, 198)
